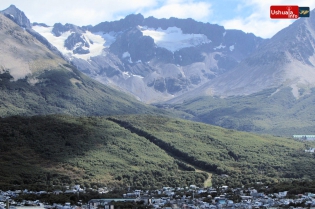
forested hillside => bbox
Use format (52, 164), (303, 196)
(0, 115), (207, 190)
(111, 115), (315, 186)
(1, 115), (314, 190)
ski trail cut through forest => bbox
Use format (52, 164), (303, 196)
(107, 117), (213, 187)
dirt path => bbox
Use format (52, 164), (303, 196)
(203, 172), (212, 187)
(196, 169), (212, 187)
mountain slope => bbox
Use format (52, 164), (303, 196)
(29, 11), (263, 103)
(1, 114), (314, 189)
(165, 87), (315, 136)
(0, 115), (207, 190)
(158, 11), (315, 135)
(0, 12), (159, 117)
(177, 9), (315, 99)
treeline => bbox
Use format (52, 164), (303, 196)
(264, 180), (315, 195)
(113, 169), (207, 189)
(14, 189), (127, 205)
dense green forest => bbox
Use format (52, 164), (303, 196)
(165, 87), (315, 136)
(0, 115), (207, 190)
(111, 115), (315, 187)
(0, 115), (314, 190)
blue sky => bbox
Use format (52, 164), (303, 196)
(0, 0), (314, 38)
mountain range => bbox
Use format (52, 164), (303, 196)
(4, 4), (313, 107)
(1, 4), (315, 133)
(169, 9), (315, 101)
(0, 4), (315, 189)
(24, 7), (263, 103)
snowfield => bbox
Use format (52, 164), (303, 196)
(32, 25), (116, 61)
(139, 26), (211, 52)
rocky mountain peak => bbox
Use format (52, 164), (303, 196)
(92, 13), (144, 33)
(1, 4), (31, 29)
(52, 23), (83, 37)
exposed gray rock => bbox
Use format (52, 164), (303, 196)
(52, 23), (83, 37)
(1, 4), (31, 29)
(64, 32), (90, 50)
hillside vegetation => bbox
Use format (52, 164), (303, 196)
(0, 115), (207, 190)
(167, 87), (315, 136)
(0, 64), (163, 117)
(1, 115), (315, 190)
(111, 115), (315, 187)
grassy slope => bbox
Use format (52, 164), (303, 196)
(0, 64), (164, 117)
(169, 87), (315, 136)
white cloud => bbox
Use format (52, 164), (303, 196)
(220, 0), (315, 38)
(0, 0), (212, 26)
(222, 16), (294, 38)
(0, 0), (158, 25)
(143, 1), (212, 21)
(1, 0), (313, 38)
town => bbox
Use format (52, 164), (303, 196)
(1, 184), (315, 209)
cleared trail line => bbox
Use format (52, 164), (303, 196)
(108, 117), (213, 187)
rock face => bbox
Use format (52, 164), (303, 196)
(0, 5), (63, 57)
(1, 4), (31, 29)
(24, 11), (263, 103)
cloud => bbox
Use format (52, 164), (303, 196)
(1, 0), (313, 38)
(220, 0), (315, 38)
(221, 15), (294, 38)
(1, 0), (212, 26)
(1, 0), (158, 25)
(142, 0), (212, 21)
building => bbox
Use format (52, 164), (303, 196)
(88, 198), (142, 209)
(293, 135), (315, 140)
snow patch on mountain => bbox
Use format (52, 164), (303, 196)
(140, 26), (211, 52)
(33, 25), (116, 61)
(214, 44), (225, 50)
(122, 51), (130, 58)
(122, 71), (144, 79)
(122, 51), (132, 63)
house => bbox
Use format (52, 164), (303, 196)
(88, 198), (140, 209)
(53, 190), (63, 195)
(278, 191), (288, 198)
(305, 148), (315, 153)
